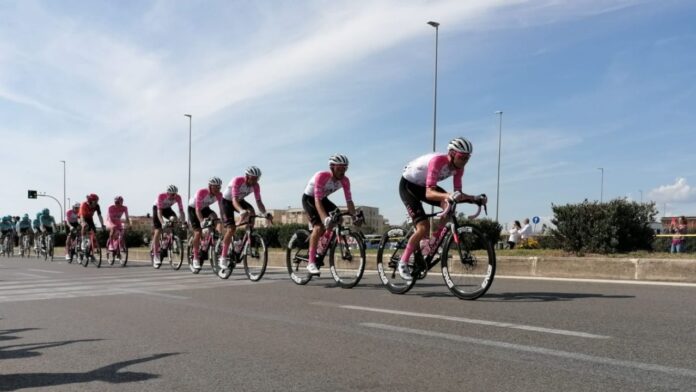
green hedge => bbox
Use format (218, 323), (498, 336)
(550, 199), (657, 254)
(457, 217), (502, 245)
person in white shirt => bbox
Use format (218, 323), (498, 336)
(519, 218), (532, 240)
(507, 220), (522, 249)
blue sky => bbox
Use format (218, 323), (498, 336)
(1, 0), (695, 228)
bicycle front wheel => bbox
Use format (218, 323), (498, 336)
(376, 228), (417, 294)
(329, 229), (365, 289)
(243, 233), (267, 282)
(286, 230), (313, 285)
(170, 236), (184, 270)
(119, 243), (128, 267)
(212, 238), (232, 280)
(92, 245), (102, 268)
(441, 224), (496, 300)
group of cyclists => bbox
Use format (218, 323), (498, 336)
(0, 210), (57, 256)
(5, 136), (487, 284)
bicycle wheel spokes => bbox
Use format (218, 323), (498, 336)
(376, 228), (417, 294)
(243, 233), (267, 282)
(329, 230), (365, 289)
(441, 225), (496, 300)
(170, 236), (184, 270)
(286, 230), (313, 285)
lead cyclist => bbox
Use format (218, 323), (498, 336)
(397, 137), (487, 281)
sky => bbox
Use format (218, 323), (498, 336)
(1, 0), (695, 228)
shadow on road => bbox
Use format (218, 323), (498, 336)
(480, 292), (635, 302)
(1, 339), (102, 360)
(0, 328), (40, 342)
(0, 352), (179, 391)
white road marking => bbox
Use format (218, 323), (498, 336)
(496, 275), (696, 287)
(26, 268), (64, 274)
(362, 323), (696, 378)
(333, 304), (609, 339)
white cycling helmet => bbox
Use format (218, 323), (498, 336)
(72, 203), (80, 209)
(448, 137), (473, 155)
(328, 154), (349, 166)
(167, 185), (178, 194)
(245, 166), (262, 177)
(208, 177), (222, 186)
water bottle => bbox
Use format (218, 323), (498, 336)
(317, 233), (331, 255)
(419, 238), (431, 256)
(233, 239), (243, 254)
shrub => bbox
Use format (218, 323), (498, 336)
(458, 217), (502, 246)
(551, 198), (657, 254)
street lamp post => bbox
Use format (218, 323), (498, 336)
(427, 21), (440, 235)
(639, 189), (643, 204)
(185, 114), (192, 203)
(60, 160), (66, 229)
(427, 21), (439, 153)
(597, 167), (604, 202)
(495, 111), (503, 222)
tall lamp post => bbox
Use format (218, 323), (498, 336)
(60, 160), (66, 228)
(427, 21), (440, 235)
(597, 167), (604, 202)
(427, 21), (439, 153)
(185, 114), (192, 203)
(495, 111), (503, 222)
(639, 189), (643, 204)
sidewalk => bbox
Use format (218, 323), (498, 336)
(53, 247), (696, 283)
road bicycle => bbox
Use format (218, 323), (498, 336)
(212, 215), (270, 281)
(151, 219), (186, 270)
(78, 228), (103, 268)
(65, 226), (80, 263)
(186, 217), (219, 274)
(286, 210), (365, 288)
(376, 198), (496, 300)
(0, 231), (13, 257)
(38, 230), (55, 262)
(106, 226), (128, 267)
(19, 232), (32, 258)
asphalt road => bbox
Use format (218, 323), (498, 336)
(2, 256), (696, 391)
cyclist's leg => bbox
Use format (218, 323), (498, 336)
(398, 178), (441, 278)
(188, 206), (203, 264)
(152, 206), (163, 255)
(302, 194), (327, 267)
(221, 199), (237, 262)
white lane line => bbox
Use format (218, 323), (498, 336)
(0, 274), (214, 291)
(115, 288), (190, 300)
(362, 323), (696, 378)
(496, 275), (696, 287)
(26, 269), (64, 274)
(10, 272), (46, 279)
(335, 304), (609, 339)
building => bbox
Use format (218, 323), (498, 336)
(271, 205), (387, 233)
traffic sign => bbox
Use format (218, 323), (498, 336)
(532, 216), (540, 224)
(28, 190), (37, 199)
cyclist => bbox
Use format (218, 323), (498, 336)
(37, 209), (57, 251)
(219, 166), (273, 270)
(79, 194), (105, 250)
(106, 196), (131, 255)
(16, 214), (33, 240)
(152, 185), (186, 267)
(0, 216), (14, 251)
(32, 213), (41, 253)
(397, 137), (487, 280)
(65, 203), (81, 260)
(302, 154), (361, 275)
(188, 177), (225, 271)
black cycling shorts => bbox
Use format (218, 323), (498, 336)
(302, 194), (338, 226)
(399, 176), (445, 224)
(222, 198), (253, 228)
(188, 206), (215, 231)
(152, 206), (177, 229)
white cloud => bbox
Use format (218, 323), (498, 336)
(648, 178), (696, 203)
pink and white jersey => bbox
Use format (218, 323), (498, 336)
(154, 193), (184, 211)
(223, 177), (261, 201)
(188, 188), (223, 209)
(66, 210), (79, 224)
(402, 153), (463, 190)
(107, 205), (129, 226)
(303, 171), (352, 201)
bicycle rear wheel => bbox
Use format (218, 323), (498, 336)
(376, 228), (417, 294)
(441, 224), (496, 300)
(243, 233), (267, 282)
(329, 229), (365, 288)
(170, 236), (184, 270)
(286, 230), (313, 285)
(92, 244), (102, 268)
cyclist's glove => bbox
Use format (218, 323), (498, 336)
(449, 191), (463, 204)
(474, 194), (488, 206)
(323, 216), (333, 228)
(265, 212), (273, 221)
(353, 214), (364, 226)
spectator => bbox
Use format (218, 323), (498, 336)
(671, 216), (687, 253)
(519, 218), (532, 240)
(507, 220), (522, 249)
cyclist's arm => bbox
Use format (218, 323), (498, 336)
(346, 201), (356, 217)
(95, 205), (105, 228)
(232, 197), (245, 213)
(176, 196), (185, 220)
(124, 207), (130, 226)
